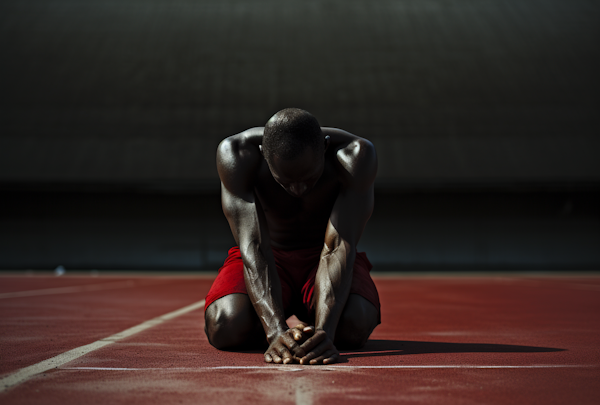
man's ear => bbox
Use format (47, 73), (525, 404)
(323, 135), (331, 153)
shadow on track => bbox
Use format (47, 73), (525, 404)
(341, 339), (565, 359)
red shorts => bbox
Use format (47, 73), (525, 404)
(205, 246), (380, 323)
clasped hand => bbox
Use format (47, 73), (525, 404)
(264, 323), (340, 365)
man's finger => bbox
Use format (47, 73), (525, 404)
(294, 323), (308, 330)
(280, 347), (293, 364)
(299, 330), (326, 353)
(299, 332), (337, 365)
(309, 349), (339, 365)
(271, 353), (282, 364)
(282, 332), (299, 350)
(323, 352), (340, 365)
(299, 344), (325, 365)
(281, 332), (305, 356)
(294, 323), (314, 336)
(264, 353), (273, 363)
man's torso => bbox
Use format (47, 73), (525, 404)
(254, 150), (342, 250)
(219, 127), (370, 251)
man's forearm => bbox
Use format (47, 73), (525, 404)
(242, 244), (288, 342)
(314, 242), (356, 340)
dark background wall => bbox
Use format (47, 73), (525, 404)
(1, 0), (598, 270)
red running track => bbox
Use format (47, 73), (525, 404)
(1, 273), (599, 404)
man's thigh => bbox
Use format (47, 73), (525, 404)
(335, 293), (380, 349)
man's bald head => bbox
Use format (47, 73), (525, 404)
(262, 108), (324, 163)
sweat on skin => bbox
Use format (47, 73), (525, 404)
(204, 108), (381, 365)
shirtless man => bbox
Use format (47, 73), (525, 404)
(204, 108), (380, 365)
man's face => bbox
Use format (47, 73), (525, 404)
(267, 147), (324, 198)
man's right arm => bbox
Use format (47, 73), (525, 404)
(217, 131), (306, 363)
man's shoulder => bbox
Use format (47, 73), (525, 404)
(217, 128), (264, 188)
(217, 128), (263, 170)
(324, 128), (377, 188)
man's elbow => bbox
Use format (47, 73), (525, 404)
(322, 239), (356, 261)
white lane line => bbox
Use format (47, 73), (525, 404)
(295, 376), (313, 405)
(61, 364), (597, 371)
(0, 299), (205, 392)
(0, 280), (140, 299)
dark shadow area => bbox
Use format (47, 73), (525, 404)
(341, 339), (565, 359)
(205, 339), (564, 365)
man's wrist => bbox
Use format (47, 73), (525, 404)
(315, 325), (335, 339)
(266, 325), (288, 344)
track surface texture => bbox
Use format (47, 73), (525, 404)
(1, 273), (599, 404)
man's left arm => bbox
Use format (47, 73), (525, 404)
(298, 136), (377, 365)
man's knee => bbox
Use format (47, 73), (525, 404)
(335, 294), (379, 349)
(204, 294), (261, 350)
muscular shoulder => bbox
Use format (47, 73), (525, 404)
(217, 128), (264, 192)
(323, 128), (377, 190)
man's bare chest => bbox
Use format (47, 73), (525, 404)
(254, 163), (340, 224)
